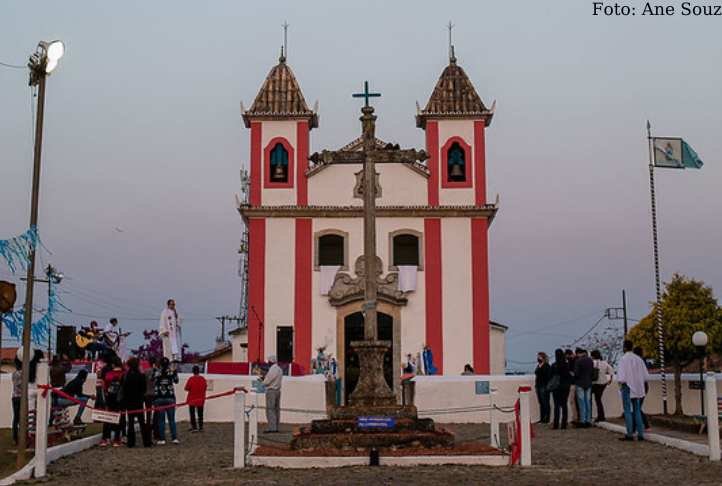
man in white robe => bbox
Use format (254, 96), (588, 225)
(159, 299), (182, 361)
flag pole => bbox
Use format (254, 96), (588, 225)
(647, 120), (668, 415)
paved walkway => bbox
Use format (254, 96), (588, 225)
(44, 422), (722, 485)
(607, 417), (709, 445)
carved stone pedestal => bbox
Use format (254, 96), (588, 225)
(348, 340), (395, 407)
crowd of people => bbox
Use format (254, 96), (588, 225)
(9, 347), (209, 448)
(534, 340), (651, 441)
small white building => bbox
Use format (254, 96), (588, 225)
(238, 49), (507, 399)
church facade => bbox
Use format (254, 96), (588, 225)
(238, 50), (506, 389)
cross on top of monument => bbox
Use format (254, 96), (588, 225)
(352, 81), (381, 108)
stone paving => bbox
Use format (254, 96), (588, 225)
(44, 422), (722, 485)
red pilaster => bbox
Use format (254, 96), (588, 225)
(296, 121), (309, 206)
(294, 218), (312, 373)
(248, 218), (266, 362)
(426, 121), (440, 207)
(471, 218), (490, 373)
(473, 121), (487, 206)
(250, 122), (262, 206)
(424, 218), (443, 374)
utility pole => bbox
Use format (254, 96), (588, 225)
(18, 39), (64, 467)
(606, 289), (629, 336)
(216, 314), (243, 347)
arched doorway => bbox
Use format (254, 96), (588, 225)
(343, 311), (393, 402)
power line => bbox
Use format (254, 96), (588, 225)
(0, 60), (25, 69)
(569, 314), (607, 346)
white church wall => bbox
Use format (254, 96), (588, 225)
(307, 165), (363, 207)
(264, 218), (296, 357)
(490, 326), (507, 375)
(441, 218), (474, 375)
(311, 218), (363, 355)
(376, 165), (427, 206)
(376, 218), (427, 360)
(261, 120), (297, 206)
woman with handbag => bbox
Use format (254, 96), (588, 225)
(591, 349), (614, 422)
(550, 348), (573, 430)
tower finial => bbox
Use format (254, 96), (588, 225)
(447, 21), (456, 63)
(282, 21), (289, 61)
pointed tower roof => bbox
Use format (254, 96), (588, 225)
(242, 54), (318, 129)
(416, 54), (494, 129)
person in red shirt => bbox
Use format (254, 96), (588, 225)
(184, 366), (207, 432)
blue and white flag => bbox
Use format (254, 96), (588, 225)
(652, 137), (704, 169)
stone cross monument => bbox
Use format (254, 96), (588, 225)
(310, 81), (428, 408)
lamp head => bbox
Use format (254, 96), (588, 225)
(40, 40), (64, 73)
(692, 330), (708, 348)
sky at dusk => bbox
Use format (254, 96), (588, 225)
(1, 1), (720, 368)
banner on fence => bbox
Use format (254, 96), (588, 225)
(91, 409), (121, 424)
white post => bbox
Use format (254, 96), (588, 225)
(234, 390), (246, 468)
(34, 360), (49, 479)
(489, 387), (499, 448)
(519, 389), (532, 467)
(249, 392), (259, 454)
(705, 373), (720, 461)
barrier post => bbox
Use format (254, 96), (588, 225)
(519, 388), (532, 466)
(234, 390), (246, 468)
(705, 373), (720, 461)
(34, 360), (49, 478)
(249, 392), (259, 454)
(489, 387), (499, 448)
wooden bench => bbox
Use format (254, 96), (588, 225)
(693, 397), (722, 434)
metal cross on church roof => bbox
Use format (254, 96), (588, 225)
(352, 81), (381, 108)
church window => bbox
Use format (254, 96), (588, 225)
(269, 143), (289, 182)
(318, 234), (345, 266)
(388, 229), (423, 271)
(447, 142), (466, 182)
(393, 234), (420, 266)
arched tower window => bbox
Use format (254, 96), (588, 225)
(447, 142), (466, 182)
(269, 143), (289, 183)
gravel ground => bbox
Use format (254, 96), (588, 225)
(41, 422), (722, 486)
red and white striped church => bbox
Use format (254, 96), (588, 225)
(238, 49), (507, 389)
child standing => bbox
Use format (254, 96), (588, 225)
(184, 366), (207, 432)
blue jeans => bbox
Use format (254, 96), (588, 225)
(575, 386), (592, 424)
(57, 396), (89, 423)
(154, 398), (177, 441)
(621, 384), (644, 439)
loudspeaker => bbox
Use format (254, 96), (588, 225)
(56, 325), (77, 359)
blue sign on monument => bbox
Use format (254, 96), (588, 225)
(475, 380), (490, 395)
(357, 416), (396, 430)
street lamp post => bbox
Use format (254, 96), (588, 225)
(17, 39), (64, 467)
(692, 330), (708, 416)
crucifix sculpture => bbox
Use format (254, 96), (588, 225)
(310, 82), (428, 407)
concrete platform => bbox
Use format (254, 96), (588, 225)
(249, 453), (509, 468)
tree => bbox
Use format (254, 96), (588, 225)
(628, 274), (722, 415)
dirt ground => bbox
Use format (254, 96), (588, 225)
(41, 422), (722, 486)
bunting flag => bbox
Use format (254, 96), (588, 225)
(652, 137), (704, 169)
(1, 282), (68, 345)
(0, 226), (39, 273)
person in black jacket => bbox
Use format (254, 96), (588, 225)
(550, 348), (573, 430)
(58, 369), (93, 425)
(573, 348), (595, 427)
(122, 357), (151, 447)
(534, 352), (552, 423)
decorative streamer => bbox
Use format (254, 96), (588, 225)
(1, 282), (69, 345)
(0, 226), (39, 273)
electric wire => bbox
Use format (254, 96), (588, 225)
(0, 60), (25, 69)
